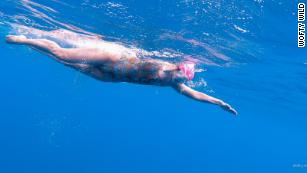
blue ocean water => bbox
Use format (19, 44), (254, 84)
(0, 0), (306, 172)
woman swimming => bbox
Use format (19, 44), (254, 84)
(5, 28), (237, 115)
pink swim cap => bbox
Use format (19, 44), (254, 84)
(179, 62), (195, 80)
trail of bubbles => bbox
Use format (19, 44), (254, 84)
(2, 0), (191, 63)
(159, 32), (233, 66)
(19, 0), (99, 36)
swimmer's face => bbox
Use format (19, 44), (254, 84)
(171, 70), (190, 83)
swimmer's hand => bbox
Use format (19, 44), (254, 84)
(219, 102), (238, 115)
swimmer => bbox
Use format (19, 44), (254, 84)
(6, 28), (237, 115)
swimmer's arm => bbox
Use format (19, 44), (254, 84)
(173, 83), (238, 115)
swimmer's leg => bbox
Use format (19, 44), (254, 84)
(49, 29), (101, 40)
(15, 25), (101, 41)
(18, 25), (101, 45)
(6, 35), (66, 61)
(6, 35), (110, 64)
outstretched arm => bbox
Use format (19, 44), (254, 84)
(173, 83), (237, 115)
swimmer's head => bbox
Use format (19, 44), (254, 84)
(171, 62), (195, 82)
(178, 62), (195, 80)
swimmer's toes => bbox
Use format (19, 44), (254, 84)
(6, 35), (27, 43)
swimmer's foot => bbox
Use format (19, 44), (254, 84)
(6, 35), (27, 44)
